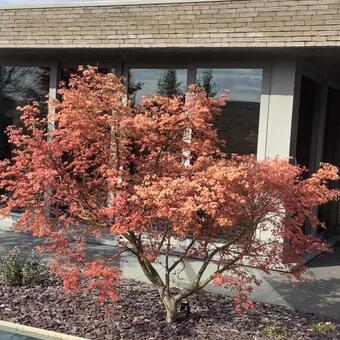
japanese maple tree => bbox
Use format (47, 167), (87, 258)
(0, 66), (338, 323)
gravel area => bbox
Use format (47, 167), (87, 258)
(0, 280), (339, 339)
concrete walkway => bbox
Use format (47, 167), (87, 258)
(0, 230), (339, 320)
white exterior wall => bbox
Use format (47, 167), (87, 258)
(257, 61), (297, 160)
(256, 61), (297, 241)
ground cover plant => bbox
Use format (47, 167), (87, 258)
(265, 324), (292, 338)
(310, 321), (335, 334)
(0, 246), (48, 286)
(0, 66), (338, 323)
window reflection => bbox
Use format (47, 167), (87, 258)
(197, 68), (262, 155)
(60, 67), (114, 86)
(128, 69), (187, 105)
(0, 66), (50, 160)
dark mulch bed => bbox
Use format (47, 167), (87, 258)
(0, 279), (339, 339)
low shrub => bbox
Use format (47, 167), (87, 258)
(0, 246), (48, 286)
(310, 321), (335, 334)
(265, 324), (292, 338)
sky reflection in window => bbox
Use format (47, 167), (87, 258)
(128, 69), (187, 104)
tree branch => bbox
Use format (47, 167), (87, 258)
(157, 226), (169, 253)
(168, 238), (196, 273)
(124, 231), (165, 289)
(174, 224), (255, 302)
(165, 236), (171, 295)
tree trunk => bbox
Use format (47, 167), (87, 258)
(161, 295), (178, 324)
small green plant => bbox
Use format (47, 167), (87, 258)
(265, 324), (292, 338)
(310, 321), (335, 334)
(0, 246), (48, 286)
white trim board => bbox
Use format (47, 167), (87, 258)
(0, 0), (223, 10)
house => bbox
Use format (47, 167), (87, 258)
(0, 0), (340, 240)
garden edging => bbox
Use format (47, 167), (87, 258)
(0, 320), (87, 340)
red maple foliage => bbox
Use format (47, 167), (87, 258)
(0, 66), (338, 323)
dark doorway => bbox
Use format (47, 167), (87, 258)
(295, 76), (322, 235)
(320, 87), (340, 237)
(295, 76), (321, 175)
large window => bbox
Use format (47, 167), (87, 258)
(0, 66), (50, 160)
(128, 68), (187, 105)
(197, 68), (263, 155)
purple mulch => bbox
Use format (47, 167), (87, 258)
(0, 279), (339, 339)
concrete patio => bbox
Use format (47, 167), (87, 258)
(0, 229), (339, 320)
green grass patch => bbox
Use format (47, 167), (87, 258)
(265, 324), (292, 338)
(310, 322), (335, 334)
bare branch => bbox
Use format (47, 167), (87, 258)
(124, 231), (165, 289)
(168, 238), (196, 273)
(165, 236), (171, 295)
(157, 226), (169, 253)
(174, 224), (255, 302)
